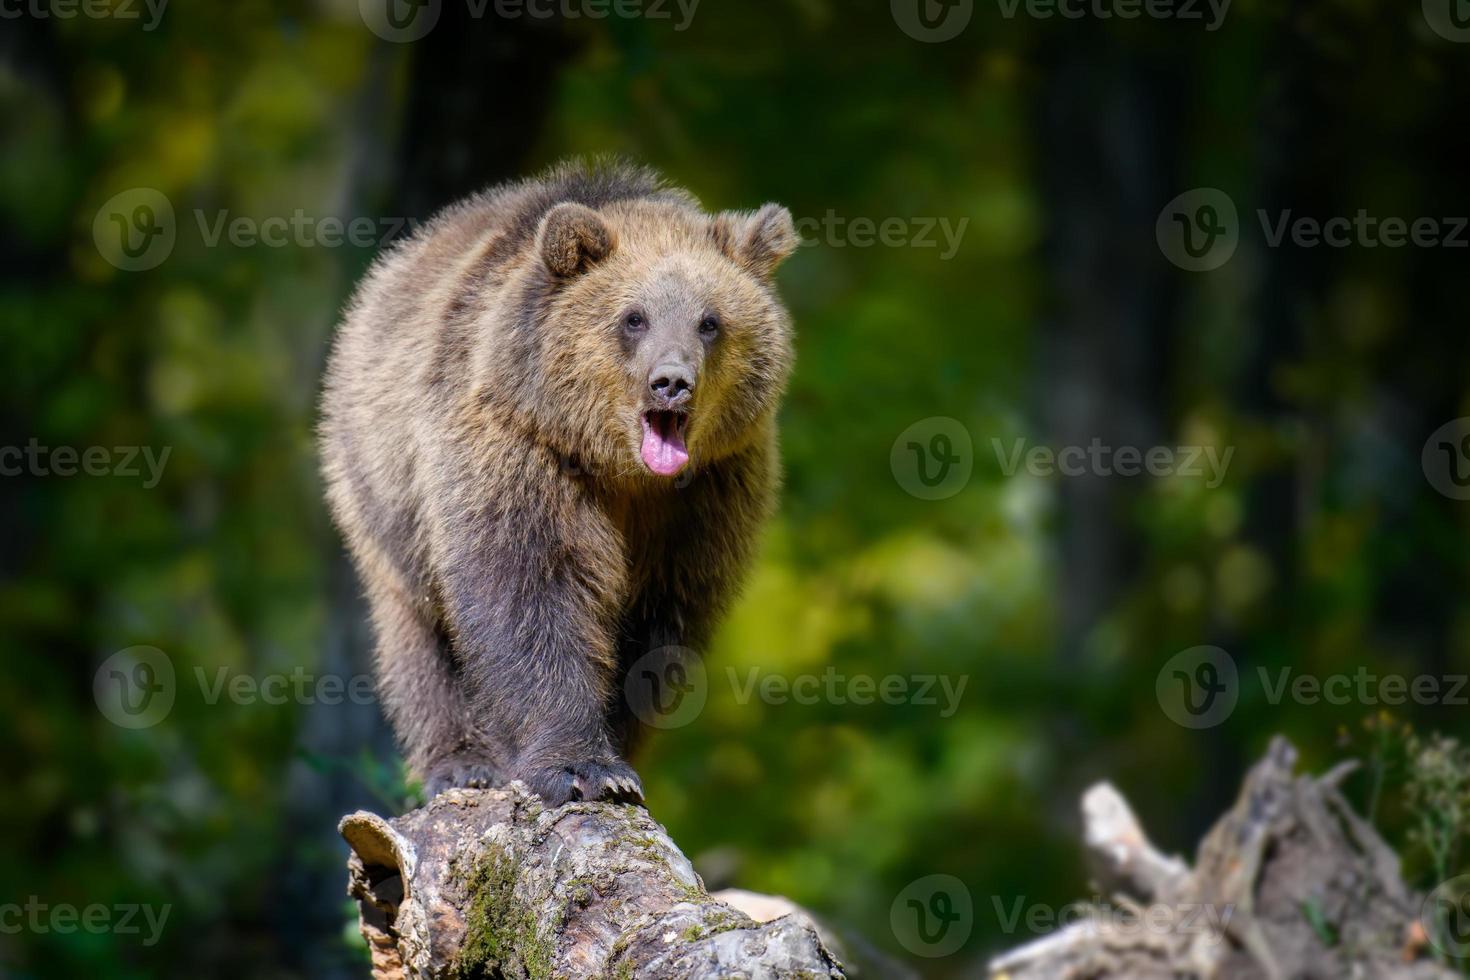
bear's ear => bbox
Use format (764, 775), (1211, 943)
(713, 203), (798, 280)
(538, 202), (616, 278)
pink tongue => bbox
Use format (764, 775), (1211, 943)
(641, 415), (689, 476)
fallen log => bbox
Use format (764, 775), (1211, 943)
(339, 785), (845, 979)
(989, 737), (1457, 980)
(340, 737), (1457, 979)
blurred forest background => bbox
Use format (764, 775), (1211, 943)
(3, 0), (1469, 976)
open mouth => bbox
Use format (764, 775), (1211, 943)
(640, 410), (690, 476)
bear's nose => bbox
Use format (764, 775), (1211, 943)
(649, 365), (694, 408)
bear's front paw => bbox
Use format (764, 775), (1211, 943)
(517, 756), (644, 807)
(422, 753), (502, 799)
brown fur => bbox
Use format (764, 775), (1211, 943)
(319, 160), (796, 804)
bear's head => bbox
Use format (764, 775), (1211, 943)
(522, 196), (797, 484)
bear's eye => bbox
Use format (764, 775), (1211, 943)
(624, 312), (646, 334)
(699, 314), (720, 337)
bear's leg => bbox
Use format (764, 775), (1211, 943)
(447, 583), (644, 806)
(437, 487), (642, 807)
(608, 614), (683, 758)
(364, 573), (506, 797)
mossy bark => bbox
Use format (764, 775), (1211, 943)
(340, 786), (844, 979)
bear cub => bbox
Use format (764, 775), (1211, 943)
(320, 160), (797, 805)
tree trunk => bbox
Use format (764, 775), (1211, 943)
(340, 787), (845, 979)
(989, 737), (1457, 980)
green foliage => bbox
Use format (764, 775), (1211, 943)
(2, 2), (1468, 979)
(1406, 734), (1470, 892)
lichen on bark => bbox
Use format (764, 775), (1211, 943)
(341, 784), (845, 979)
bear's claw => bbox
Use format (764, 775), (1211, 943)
(523, 758), (644, 807)
(423, 756), (501, 798)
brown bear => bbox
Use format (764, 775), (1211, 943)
(319, 159), (797, 805)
